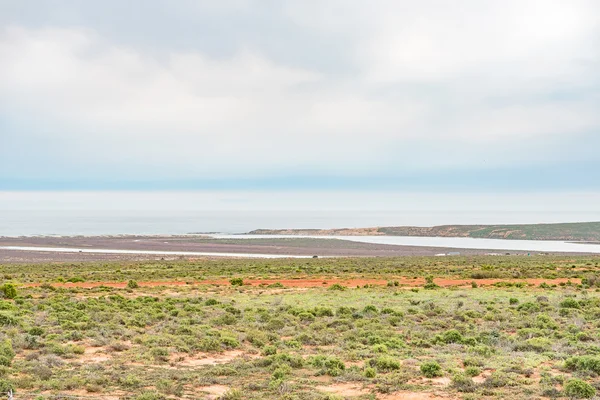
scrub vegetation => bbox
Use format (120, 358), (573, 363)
(1, 255), (600, 399)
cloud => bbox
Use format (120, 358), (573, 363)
(1, 0), (599, 186)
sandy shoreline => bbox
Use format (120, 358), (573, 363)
(0, 234), (589, 263)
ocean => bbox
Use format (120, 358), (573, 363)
(1, 190), (599, 236)
(1, 209), (599, 237)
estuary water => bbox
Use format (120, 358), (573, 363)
(210, 234), (600, 254)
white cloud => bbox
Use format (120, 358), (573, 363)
(1, 0), (599, 181)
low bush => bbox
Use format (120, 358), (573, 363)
(0, 284), (17, 299)
(0, 340), (15, 367)
(452, 374), (476, 392)
(364, 367), (376, 378)
(560, 298), (581, 309)
(420, 361), (442, 378)
(369, 356), (400, 372)
(310, 355), (346, 376)
(564, 356), (600, 374)
(563, 379), (595, 399)
(127, 280), (139, 289)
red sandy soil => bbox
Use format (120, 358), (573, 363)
(25, 277), (579, 289)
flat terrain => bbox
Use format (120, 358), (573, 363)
(2, 255), (600, 399)
(0, 236), (538, 263)
(250, 221), (600, 241)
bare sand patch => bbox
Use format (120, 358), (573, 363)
(171, 350), (257, 367)
(199, 385), (229, 399)
(40, 389), (125, 400)
(316, 383), (370, 397)
(472, 369), (493, 384)
(78, 346), (111, 363)
(379, 392), (455, 400)
(409, 376), (451, 387)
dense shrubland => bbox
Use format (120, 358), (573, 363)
(0, 255), (599, 398)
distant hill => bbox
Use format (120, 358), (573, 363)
(249, 221), (600, 241)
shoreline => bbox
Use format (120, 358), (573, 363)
(1, 235), (597, 263)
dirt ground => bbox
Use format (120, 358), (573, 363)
(24, 277), (579, 289)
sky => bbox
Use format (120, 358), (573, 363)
(1, 0), (600, 193)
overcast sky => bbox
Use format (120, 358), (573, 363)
(1, 0), (599, 191)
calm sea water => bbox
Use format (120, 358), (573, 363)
(0, 209), (598, 237)
(2, 191), (599, 237)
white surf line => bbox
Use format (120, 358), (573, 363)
(0, 246), (314, 259)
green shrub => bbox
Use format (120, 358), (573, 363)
(310, 355), (346, 376)
(120, 375), (141, 388)
(262, 345), (277, 356)
(134, 392), (166, 400)
(463, 357), (484, 367)
(483, 371), (510, 388)
(452, 374), (476, 392)
(221, 336), (240, 349)
(364, 367), (376, 378)
(150, 347), (170, 362)
(199, 338), (222, 352)
(127, 280), (139, 289)
(212, 366), (237, 376)
(565, 356), (600, 374)
(336, 306), (353, 315)
(271, 353), (304, 369)
(369, 356), (400, 371)
(560, 298), (581, 309)
(509, 298), (519, 305)
(372, 344), (388, 353)
(220, 389), (243, 400)
(272, 365), (291, 380)
(442, 329), (464, 344)
(229, 278), (244, 286)
(517, 302), (540, 313)
(564, 379), (595, 399)
(0, 284), (17, 299)
(328, 284), (346, 291)
(213, 314), (237, 325)
(514, 337), (552, 353)
(423, 282), (440, 290)
(313, 307), (334, 317)
(420, 361), (442, 378)
(298, 312), (315, 322)
(283, 340), (301, 349)
(0, 340), (15, 367)
(0, 312), (18, 326)
(363, 305), (378, 314)
(465, 366), (481, 377)
(28, 327), (44, 336)
(0, 379), (14, 393)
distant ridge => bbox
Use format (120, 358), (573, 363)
(249, 221), (600, 242)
